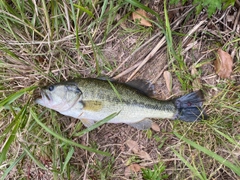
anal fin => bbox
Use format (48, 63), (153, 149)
(81, 118), (95, 127)
(127, 119), (153, 130)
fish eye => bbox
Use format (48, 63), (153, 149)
(48, 85), (54, 91)
(75, 87), (81, 94)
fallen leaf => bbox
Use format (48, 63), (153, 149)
(126, 140), (139, 154)
(37, 56), (46, 64)
(137, 150), (151, 160)
(191, 66), (197, 76)
(151, 122), (160, 132)
(124, 164), (142, 178)
(192, 78), (202, 91)
(132, 9), (152, 27)
(126, 140), (151, 160)
(191, 66), (202, 91)
(214, 49), (233, 78)
(163, 71), (172, 93)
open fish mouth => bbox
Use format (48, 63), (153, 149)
(40, 90), (51, 101)
(33, 88), (51, 103)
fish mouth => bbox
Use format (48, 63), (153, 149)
(34, 88), (51, 103)
(40, 90), (51, 101)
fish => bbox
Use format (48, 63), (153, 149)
(35, 78), (205, 130)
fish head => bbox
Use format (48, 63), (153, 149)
(35, 82), (82, 112)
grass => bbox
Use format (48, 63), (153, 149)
(142, 162), (169, 180)
(0, 0), (239, 179)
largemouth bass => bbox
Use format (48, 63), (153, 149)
(35, 78), (205, 130)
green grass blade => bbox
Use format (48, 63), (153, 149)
(74, 4), (94, 18)
(21, 143), (47, 170)
(30, 108), (110, 156)
(164, 0), (174, 57)
(174, 132), (240, 176)
(125, 0), (160, 20)
(73, 111), (120, 137)
(61, 146), (74, 174)
(108, 80), (122, 102)
(171, 148), (205, 180)
(100, 0), (109, 19)
(0, 102), (28, 164)
(220, 104), (240, 113)
(0, 85), (37, 111)
(0, 152), (26, 180)
(0, 117), (18, 144)
(213, 128), (240, 147)
(52, 141), (59, 180)
(41, 0), (52, 38)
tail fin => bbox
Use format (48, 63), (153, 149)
(174, 91), (206, 122)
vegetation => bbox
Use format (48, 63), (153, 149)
(170, 0), (235, 16)
(0, 0), (239, 179)
(142, 162), (169, 180)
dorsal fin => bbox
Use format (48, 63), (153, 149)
(97, 77), (155, 97)
(126, 80), (155, 97)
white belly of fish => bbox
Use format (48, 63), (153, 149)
(59, 101), (175, 124)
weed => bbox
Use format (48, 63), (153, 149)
(89, 157), (115, 180)
(142, 162), (169, 180)
(170, 0), (236, 16)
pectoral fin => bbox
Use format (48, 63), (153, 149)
(127, 119), (153, 130)
(81, 118), (95, 127)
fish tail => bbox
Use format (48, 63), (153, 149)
(174, 90), (206, 122)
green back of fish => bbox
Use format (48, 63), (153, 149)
(75, 78), (176, 112)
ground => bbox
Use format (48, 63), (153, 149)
(0, 0), (240, 180)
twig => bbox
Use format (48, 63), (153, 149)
(2, 36), (116, 48)
(110, 32), (162, 77)
(151, 59), (174, 84)
(233, 8), (240, 32)
(113, 6), (196, 81)
(127, 37), (166, 81)
(153, 19), (207, 84)
(83, 132), (90, 180)
(83, 152), (95, 180)
(113, 61), (142, 80)
(182, 20), (207, 46)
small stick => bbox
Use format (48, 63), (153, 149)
(151, 59), (174, 84)
(113, 61), (142, 80)
(118, 6), (196, 81)
(110, 32), (162, 77)
(182, 20), (207, 46)
(127, 37), (166, 81)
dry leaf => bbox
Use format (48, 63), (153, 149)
(126, 140), (139, 153)
(192, 78), (202, 91)
(151, 122), (160, 132)
(163, 71), (172, 93)
(191, 66), (197, 76)
(126, 140), (151, 160)
(191, 66), (202, 91)
(132, 9), (152, 27)
(124, 164), (142, 178)
(137, 150), (151, 160)
(214, 49), (233, 78)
